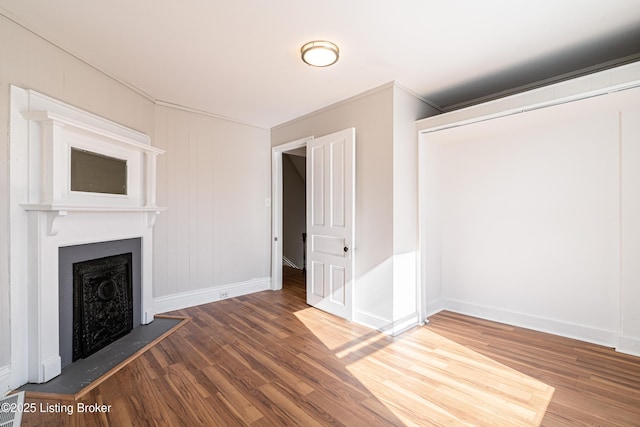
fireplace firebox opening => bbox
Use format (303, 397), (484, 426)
(72, 253), (134, 361)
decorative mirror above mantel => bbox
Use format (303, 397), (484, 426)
(70, 147), (128, 195)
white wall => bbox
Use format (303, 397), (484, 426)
(620, 102), (640, 355)
(419, 78), (640, 353)
(392, 87), (440, 327)
(437, 99), (619, 336)
(153, 105), (272, 311)
(0, 15), (155, 393)
(272, 83), (437, 332)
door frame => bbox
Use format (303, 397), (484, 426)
(271, 136), (313, 290)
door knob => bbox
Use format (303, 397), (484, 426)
(344, 246), (349, 252)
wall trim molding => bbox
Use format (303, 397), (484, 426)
(0, 14), (156, 104)
(155, 100), (267, 130)
(443, 53), (640, 112)
(354, 310), (421, 336)
(387, 312), (422, 336)
(271, 136), (313, 292)
(154, 277), (271, 314)
(417, 60), (640, 135)
(437, 299), (618, 348)
(617, 336), (640, 357)
(430, 299), (640, 357)
(425, 298), (445, 318)
(354, 311), (391, 332)
(272, 82), (395, 130)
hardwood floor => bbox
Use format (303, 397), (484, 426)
(20, 267), (640, 426)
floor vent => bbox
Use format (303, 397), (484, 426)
(0, 392), (25, 427)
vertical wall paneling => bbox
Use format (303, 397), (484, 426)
(152, 105), (271, 304)
(196, 116), (215, 291)
(153, 106), (169, 297)
(176, 111), (191, 296)
(163, 109), (179, 297)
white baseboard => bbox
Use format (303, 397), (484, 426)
(354, 311), (421, 336)
(617, 336), (640, 357)
(154, 277), (271, 314)
(387, 313), (422, 336)
(443, 298), (618, 348)
(425, 298), (445, 318)
(354, 310), (391, 332)
(0, 365), (10, 396)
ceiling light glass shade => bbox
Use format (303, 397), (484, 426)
(301, 41), (339, 67)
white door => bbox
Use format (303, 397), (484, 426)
(306, 128), (355, 320)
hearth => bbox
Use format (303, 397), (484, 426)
(72, 253), (133, 361)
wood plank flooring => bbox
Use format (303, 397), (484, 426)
(20, 267), (640, 426)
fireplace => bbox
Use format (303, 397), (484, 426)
(59, 239), (142, 368)
(8, 86), (165, 386)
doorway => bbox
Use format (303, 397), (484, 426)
(272, 128), (356, 321)
(271, 137), (312, 290)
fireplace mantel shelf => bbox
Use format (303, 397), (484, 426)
(20, 204), (167, 236)
(21, 203), (167, 213)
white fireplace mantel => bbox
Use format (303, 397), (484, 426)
(8, 86), (165, 386)
(20, 205), (164, 235)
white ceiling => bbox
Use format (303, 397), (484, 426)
(1, 1), (640, 129)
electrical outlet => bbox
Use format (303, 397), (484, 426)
(220, 291), (229, 299)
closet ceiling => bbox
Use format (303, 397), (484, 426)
(1, 1), (639, 128)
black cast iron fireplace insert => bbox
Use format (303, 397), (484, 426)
(72, 253), (134, 361)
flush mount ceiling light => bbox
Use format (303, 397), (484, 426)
(301, 40), (339, 67)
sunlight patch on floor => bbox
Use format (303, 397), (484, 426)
(293, 307), (379, 351)
(295, 308), (555, 426)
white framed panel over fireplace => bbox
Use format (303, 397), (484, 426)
(8, 86), (166, 386)
(19, 94), (162, 210)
